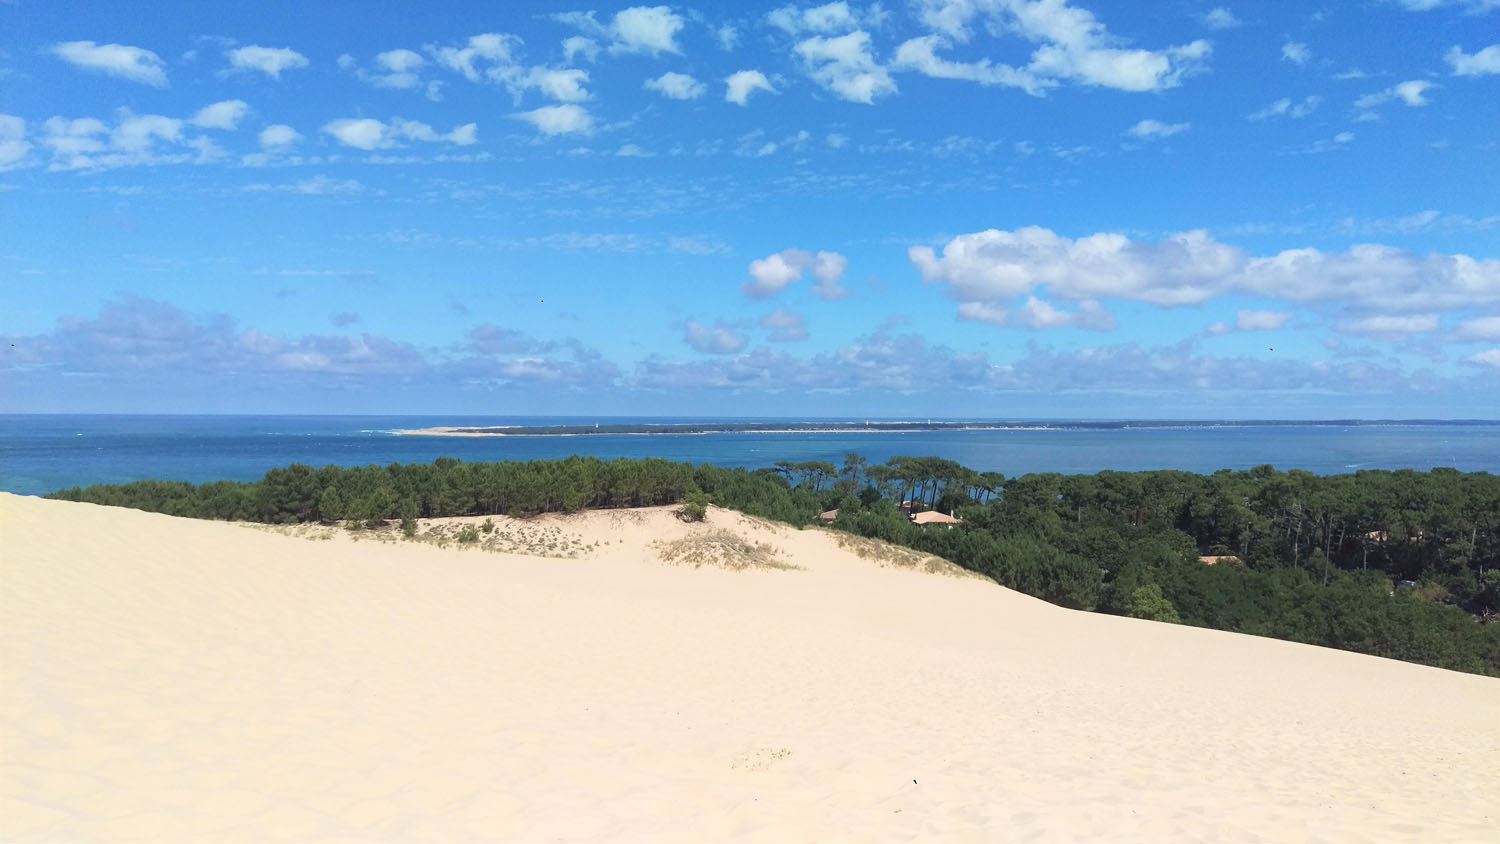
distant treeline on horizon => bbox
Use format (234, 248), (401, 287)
(405, 418), (1497, 437)
(47, 454), (1500, 677)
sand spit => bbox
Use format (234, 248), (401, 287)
(2, 493), (1496, 842)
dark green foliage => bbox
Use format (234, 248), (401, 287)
(46, 457), (1500, 676)
(677, 491), (709, 522)
(457, 524), (480, 544)
(1128, 585), (1182, 623)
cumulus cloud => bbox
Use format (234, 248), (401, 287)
(563, 36), (600, 63)
(1248, 95), (1321, 120)
(611, 5), (685, 54)
(1453, 315), (1500, 341)
(1355, 80), (1435, 115)
(743, 249), (852, 299)
(1445, 44), (1500, 75)
(52, 41), (167, 86)
(768, 2), (868, 34)
(1469, 349), (1500, 370)
(0, 295), (618, 396)
(684, 320), (750, 354)
(429, 33), (521, 82)
(958, 297), (1116, 331)
(760, 309), (809, 342)
(1281, 42), (1311, 65)
(1127, 119), (1188, 139)
(1202, 7), (1240, 29)
(725, 70), (777, 105)
(1338, 314), (1440, 341)
(35, 111), (234, 171)
(892, 35), (1048, 94)
(322, 118), (477, 149)
(189, 100), (249, 130)
(795, 31), (897, 103)
(346, 48), (434, 92)
(557, 6), (685, 55)
(0, 115), (30, 170)
(900, 0), (1211, 94)
(1209, 310), (1293, 334)
(258, 124), (302, 148)
(910, 227), (1500, 319)
(512, 104), (593, 135)
(644, 71), (706, 99)
(226, 45), (309, 79)
(519, 67), (593, 101)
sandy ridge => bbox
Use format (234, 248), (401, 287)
(2, 493), (1497, 842)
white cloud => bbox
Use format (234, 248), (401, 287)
(902, 1), (1211, 93)
(563, 36), (600, 63)
(1445, 44), (1500, 75)
(1355, 80), (1435, 113)
(323, 117), (475, 149)
(1248, 95), (1321, 120)
(1454, 316), (1500, 341)
(0, 115), (30, 170)
(1281, 42), (1311, 65)
(826, 132), (848, 148)
(644, 71), (706, 99)
(190, 100), (249, 130)
(725, 70), (777, 105)
(1395, 0), (1500, 12)
(512, 104), (593, 135)
(795, 31), (897, 103)
(1469, 349), (1500, 369)
(609, 6), (685, 55)
(521, 67), (592, 101)
(892, 35), (1049, 95)
(1338, 314), (1440, 340)
(36, 111), (235, 171)
(768, 2), (867, 34)
(429, 33), (521, 82)
(1127, 119), (1188, 139)
(1394, 79), (1435, 105)
(1203, 7), (1240, 29)
(760, 309), (809, 342)
(958, 297), (1115, 331)
(716, 25), (740, 50)
(616, 143), (652, 157)
(910, 227), (1500, 317)
(810, 251), (852, 300)
(684, 320), (749, 354)
(323, 118), (391, 150)
(742, 249), (851, 299)
(53, 41), (167, 86)
(226, 45), (309, 79)
(1235, 310), (1293, 331)
(258, 124), (302, 148)
(352, 48), (426, 89)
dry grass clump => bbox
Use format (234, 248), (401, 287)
(248, 516), (593, 558)
(830, 531), (988, 580)
(655, 531), (800, 571)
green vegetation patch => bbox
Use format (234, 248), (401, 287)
(655, 531), (800, 571)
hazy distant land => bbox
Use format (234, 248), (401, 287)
(392, 419), (1491, 438)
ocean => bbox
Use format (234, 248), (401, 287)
(1, 415), (1496, 497)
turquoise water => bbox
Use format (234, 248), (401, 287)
(1, 415), (1495, 497)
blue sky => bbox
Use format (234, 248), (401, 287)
(2, 0), (1497, 417)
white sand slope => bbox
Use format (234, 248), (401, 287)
(2, 492), (1497, 843)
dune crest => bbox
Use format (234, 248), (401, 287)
(3, 493), (1496, 842)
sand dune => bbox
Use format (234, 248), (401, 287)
(2, 493), (1496, 842)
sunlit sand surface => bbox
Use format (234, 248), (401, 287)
(2, 493), (1496, 842)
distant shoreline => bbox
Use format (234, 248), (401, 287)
(385, 418), (1492, 438)
(392, 422), (1054, 438)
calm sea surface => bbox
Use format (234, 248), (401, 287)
(1, 415), (1496, 497)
